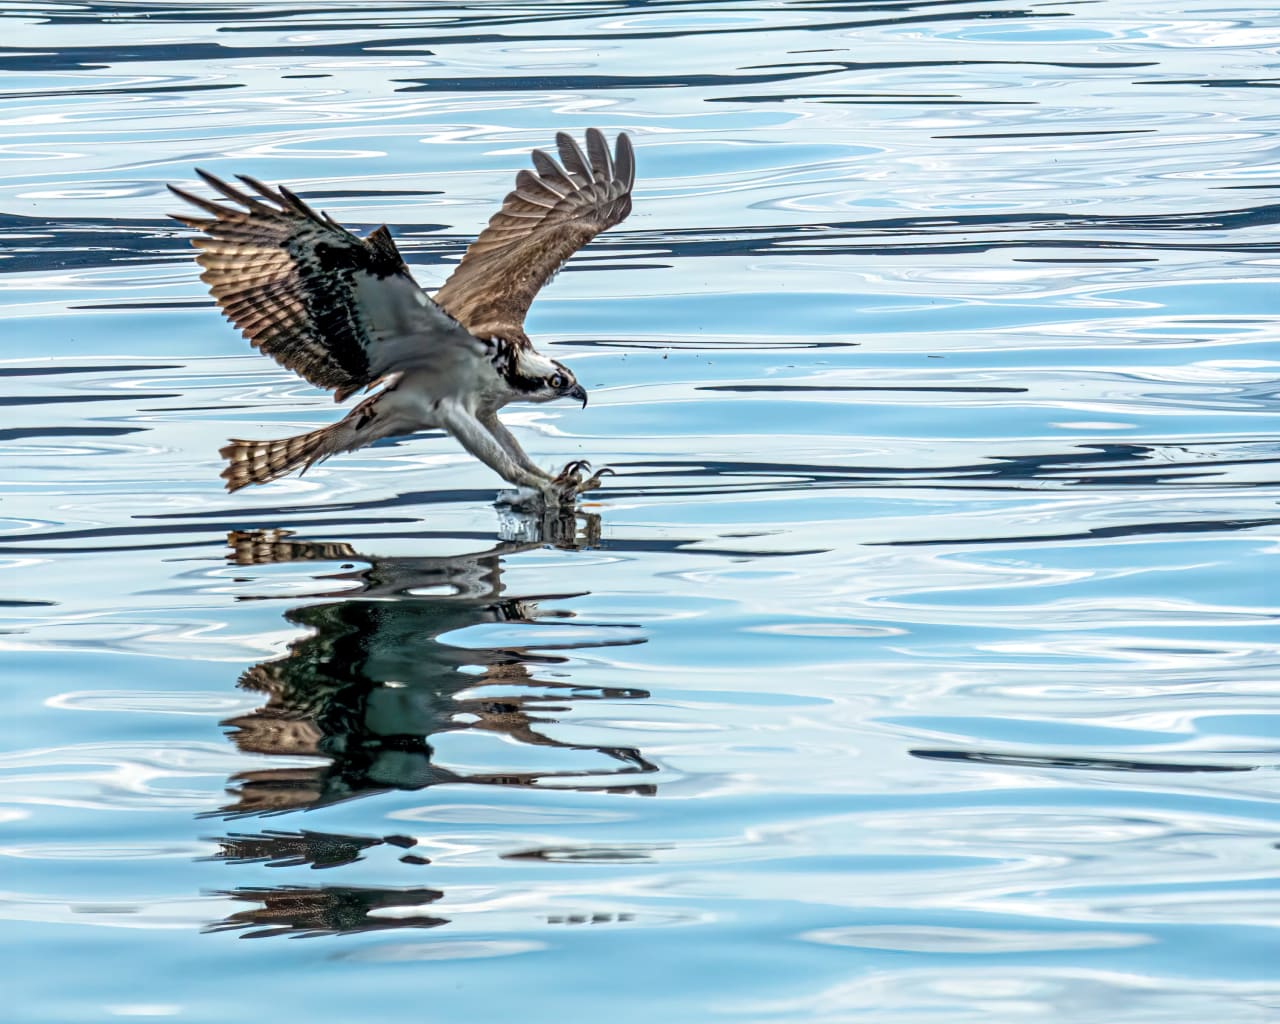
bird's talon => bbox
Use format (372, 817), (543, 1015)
(575, 465), (615, 494)
(550, 459), (588, 487)
(543, 459), (613, 503)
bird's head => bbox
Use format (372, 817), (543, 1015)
(511, 351), (587, 407)
(544, 362), (588, 407)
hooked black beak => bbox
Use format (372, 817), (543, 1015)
(567, 383), (588, 408)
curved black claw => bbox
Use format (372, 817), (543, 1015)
(547, 460), (613, 503)
(557, 459), (592, 479)
(576, 466), (616, 493)
(548, 459), (587, 504)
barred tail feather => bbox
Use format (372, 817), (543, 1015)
(219, 426), (341, 492)
(218, 386), (401, 491)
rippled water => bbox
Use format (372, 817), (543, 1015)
(3, 1), (1278, 1021)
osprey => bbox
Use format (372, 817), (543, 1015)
(169, 129), (634, 502)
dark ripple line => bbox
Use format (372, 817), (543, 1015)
(1137, 78), (1280, 89)
(5, 200), (1279, 277)
(1013, 257), (1159, 264)
(0, 425), (144, 442)
(700, 384), (1029, 394)
(618, 444), (1278, 486)
(719, 93), (1033, 105)
(581, 444), (1277, 504)
(0, 510), (825, 557)
(910, 749), (1257, 773)
(613, 205), (1280, 260)
(7, 1), (1069, 68)
(71, 302), (211, 311)
(393, 57), (1150, 95)
(575, 337), (854, 350)
(878, 514), (1280, 547)
(0, 392), (180, 406)
(0, 363), (183, 377)
(0, 516), (428, 556)
(936, 129), (1158, 140)
(0, 40), (437, 73)
(1, 82), (241, 101)
(300, 188), (443, 200)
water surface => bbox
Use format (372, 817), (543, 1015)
(2, 1), (1278, 1021)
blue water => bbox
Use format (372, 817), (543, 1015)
(2, 1), (1278, 1021)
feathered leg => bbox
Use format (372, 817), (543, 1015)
(478, 410), (611, 499)
(219, 390), (401, 492)
(438, 402), (564, 498)
(477, 411), (553, 481)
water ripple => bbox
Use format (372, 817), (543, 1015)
(3, 0), (1277, 1021)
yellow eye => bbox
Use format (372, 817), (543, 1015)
(550, 372), (568, 390)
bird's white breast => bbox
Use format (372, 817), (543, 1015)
(392, 348), (509, 428)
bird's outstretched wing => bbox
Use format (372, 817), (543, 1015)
(433, 129), (635, 340)
(169, 171), (479, 402)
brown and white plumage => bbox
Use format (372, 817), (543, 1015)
(169, 172), (477, 403)
(169, 129), (635, 499)
(434, 130), (634, 340)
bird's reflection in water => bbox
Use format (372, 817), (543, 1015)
(205, 884), (448, 940)
(203, 508), (655, 938)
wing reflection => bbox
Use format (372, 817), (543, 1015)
(204, 885), (447, 939)
(212, 511), (656, 819)
(201, 829), (420, 870)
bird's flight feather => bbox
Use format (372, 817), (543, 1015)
(434, 128), (635, 341)
(168, 171), (478, 402)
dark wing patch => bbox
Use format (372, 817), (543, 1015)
(170, 171), (473, 401)
(432, 129), (635, 341)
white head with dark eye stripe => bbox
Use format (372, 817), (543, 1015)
(508, 350), (588, 407)
(545, 363), (588, 407)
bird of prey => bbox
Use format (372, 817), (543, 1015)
(168, 128), (634, 502)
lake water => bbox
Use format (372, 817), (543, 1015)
(2, 1), (1277, 1021)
